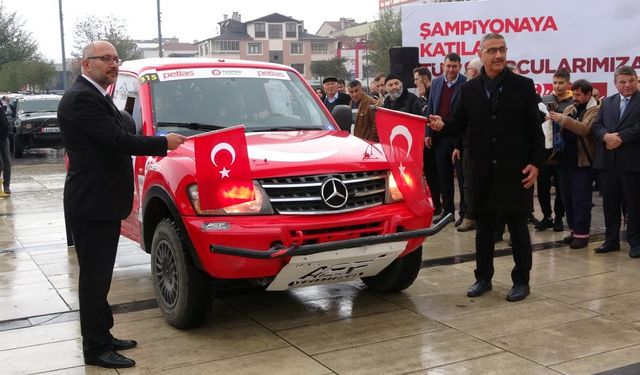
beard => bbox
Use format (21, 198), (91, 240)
(388, 84), (403, 100)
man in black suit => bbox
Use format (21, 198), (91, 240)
(591, 65), (640, 257)
(429, 33), (545, 302)
(58, 41), (187, 368)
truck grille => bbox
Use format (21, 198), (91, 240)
(258, 170), (387, 215)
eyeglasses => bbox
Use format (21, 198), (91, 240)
(482, 47), (508, 55)
(86, 55), (122, 65)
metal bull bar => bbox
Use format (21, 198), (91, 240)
(210, 213), (453, 259)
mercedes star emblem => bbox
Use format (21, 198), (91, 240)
(320, 178), (349, 209)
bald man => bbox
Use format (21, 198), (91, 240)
(58, 41), (187, 368)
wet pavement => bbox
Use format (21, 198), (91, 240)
(1, 150), (639, 374)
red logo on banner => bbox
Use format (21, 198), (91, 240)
(375, 107), (429, 216)
(193, 125), (254, 210)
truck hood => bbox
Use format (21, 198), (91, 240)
(170, 130), (389, 178)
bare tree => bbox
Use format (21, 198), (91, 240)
(72, 15), (143, 61)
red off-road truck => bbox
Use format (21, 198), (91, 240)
(112, 58), (448, 328)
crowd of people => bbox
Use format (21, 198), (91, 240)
(320, 32), (640, 303)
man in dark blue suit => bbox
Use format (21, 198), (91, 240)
(58, 41), (187, 368)
(425, 53), (467, 224)
(591, 65), (640, 257)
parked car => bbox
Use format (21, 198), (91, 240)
(112, 58), (446, 328)
(13, 94), (63, 157)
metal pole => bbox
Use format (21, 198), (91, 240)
(58, 0), (67, 90)
(364, 41), (369, 90)
(157, 0), (163, 57)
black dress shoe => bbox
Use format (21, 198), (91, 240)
(629, 247), (640, 259)
(113, 337), (137, 350)
(467, 280), (492, 297)
(527, 214), (540, 225)
(553, 217), (564, 232)
(535, 217), (553, 231)
(506, 284), (530, 302)
(594, 242), (620, 253)
(85, 350), (136, 368)
(561, 234), (574, 244)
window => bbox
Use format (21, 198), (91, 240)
(114, 74), (142, 133)
(254, 23), (265, 38)
(248, 43), (262, 55)
(291, 64), (304, 75)
(213, 40), (240, 54)
(290, 43), (303, 55)
(286, 23), (297, 38)
(268, 24), (283, 39)
(311, 43), (328, 54)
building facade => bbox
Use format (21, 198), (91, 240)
(195, 12), (336, 81)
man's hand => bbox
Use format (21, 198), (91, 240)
(548, 111), (563, 123)
(452, 148), (460, 164)
(428, 115), (444, 131)
(424, 136), (432, 148)
(166, 133), (188, 150)
(603, 132), (623, 150)
(521, 164), (539, 189)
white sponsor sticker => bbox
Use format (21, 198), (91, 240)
(156, 67), (291, 82)
(267, 241), (408, 291)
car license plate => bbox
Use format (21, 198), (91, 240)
(266, 241), (407, 291)
(41, 127), (60, 133)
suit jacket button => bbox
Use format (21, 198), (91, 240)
(491, 115), (496, 120)
(492, 160), (498, 165)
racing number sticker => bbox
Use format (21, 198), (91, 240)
(139, 73), (159, 84)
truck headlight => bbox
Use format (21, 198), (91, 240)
(385, 172), (404, 203)
(187, 182), (275, 215)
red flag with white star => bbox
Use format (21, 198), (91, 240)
(193, 125), (254, 210)
(376, 107), (428, 216)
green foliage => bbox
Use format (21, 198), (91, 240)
(0, 4), (40, 65)
(0, 61), (57, 92)
(368, 9), (402, 75)
(311, 57), (349, 81)
(72, 15), (144, 61)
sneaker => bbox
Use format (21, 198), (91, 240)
(535, 217), (554, 231)
(3, 188), (10, 195)
(569, 237), (588, 249)
(553, 217), (564, 232)
(457, 218), (477, 232)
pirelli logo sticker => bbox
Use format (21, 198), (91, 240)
(156, 68), (291, 82)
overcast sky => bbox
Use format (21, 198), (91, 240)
(4, 0), (380, 62)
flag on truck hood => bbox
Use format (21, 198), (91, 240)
(375, 107), (428, 216)
(193, 125), (254, 210)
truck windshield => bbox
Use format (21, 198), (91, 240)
(19, 99), (61, 113)
(150, 69), (335, 135)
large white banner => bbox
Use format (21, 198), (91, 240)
(402, 0), (640, 96)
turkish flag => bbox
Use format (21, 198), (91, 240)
(376, 107), (428, 216)
(193, 125), (254, 210)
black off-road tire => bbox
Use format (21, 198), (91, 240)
(361, 246), (422, 293)
(150, 218), (213, 329)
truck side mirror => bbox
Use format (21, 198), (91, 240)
(332, 105), (352, 132)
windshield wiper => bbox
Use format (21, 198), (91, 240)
(156, 121), (227, 131)
(247, 126), (324, 132)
